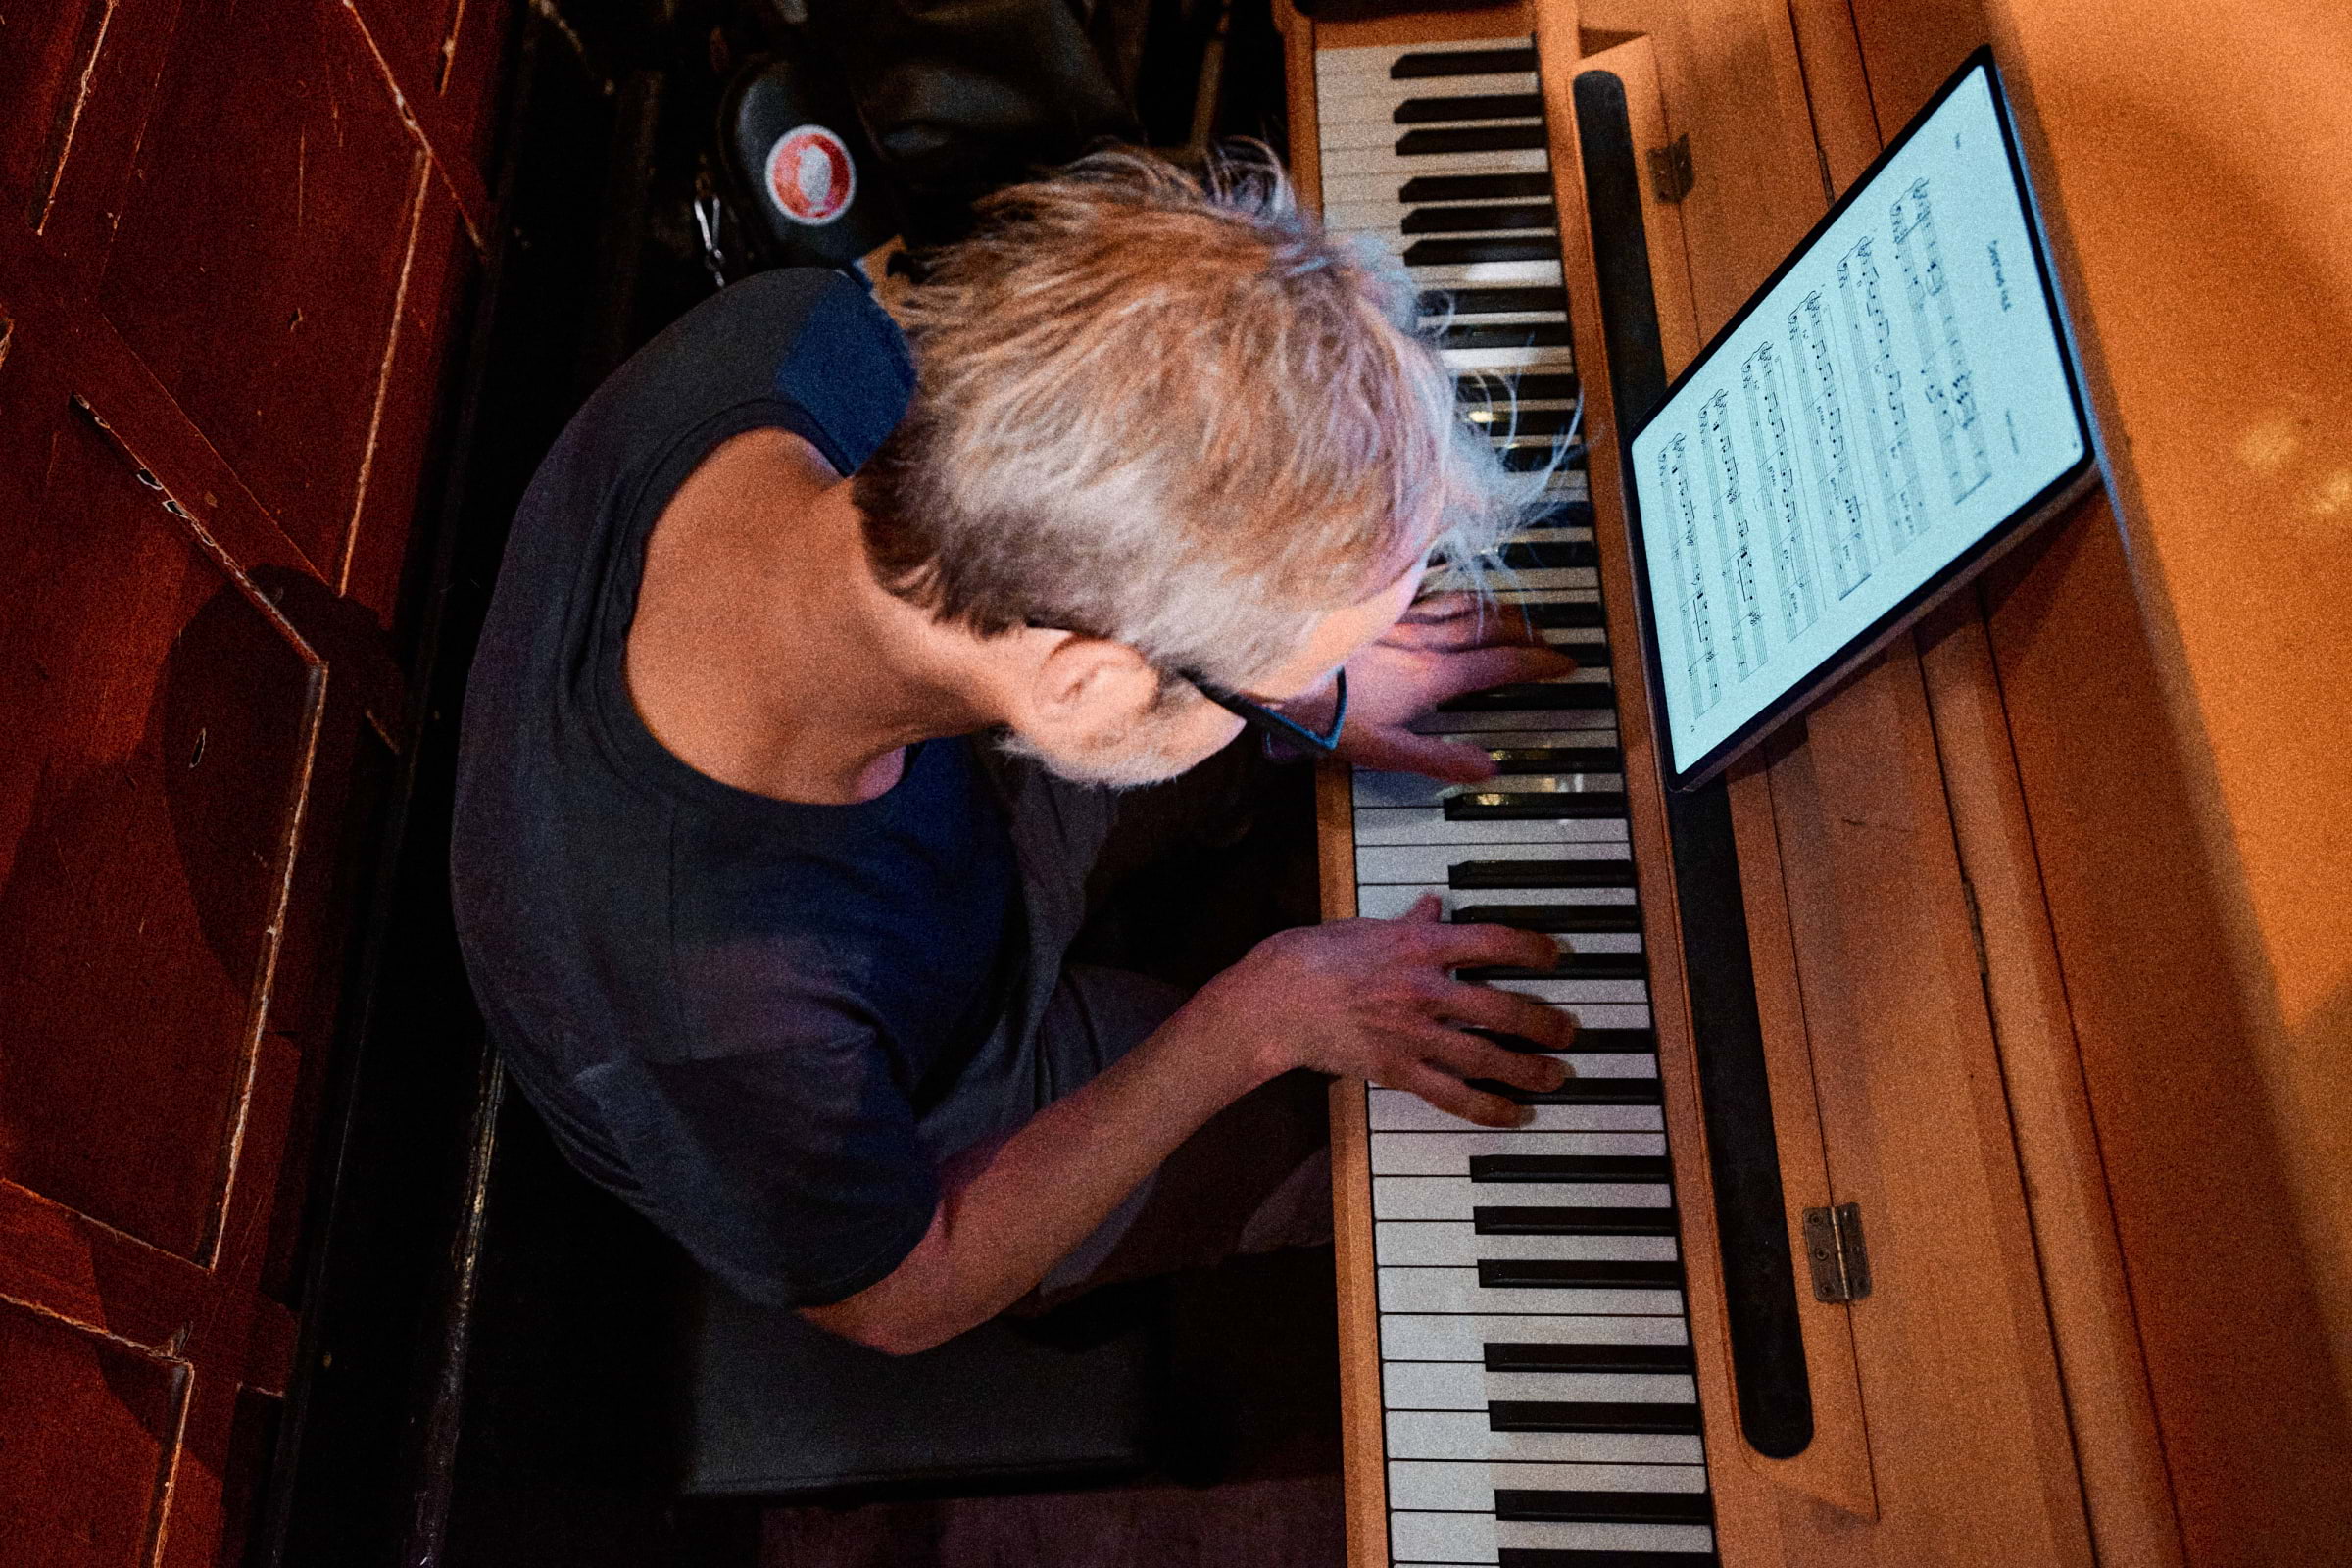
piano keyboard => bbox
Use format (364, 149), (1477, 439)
(1317, 38), (1720, 1568)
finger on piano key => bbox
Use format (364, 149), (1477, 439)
(1386, 1459), (1708, 1514)
(1379, 1313), (1690, 1362)
(1373, 1179), (1672, 1219)
(1355, 884), (1639, 919)
(1385, 1409), (1704, 1465)
(1375, 1220), (1678, 1265)
(1369, 1089), (1660, 1134)
(1351, 770), (1623, 809)
(1377, 1266), (1685, 1316)
(1383, 1361), (1698, 1409)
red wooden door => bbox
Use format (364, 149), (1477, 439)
(0, 1), (507, 1562)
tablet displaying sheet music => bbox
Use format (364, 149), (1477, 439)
(1626, 51), (2094, 790)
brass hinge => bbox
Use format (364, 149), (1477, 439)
(1646, 133), (1694, 203)
(1801, 1202), (1873, 1303)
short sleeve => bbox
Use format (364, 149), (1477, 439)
(573, 1035), (939, 1309)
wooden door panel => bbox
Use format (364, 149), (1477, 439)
(98, 0), (428, 583)
(0, 400), (320, 1261)
(0, 0), (113, 222)
(0, 1295), (186, 1568)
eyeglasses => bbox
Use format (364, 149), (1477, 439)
(1023, 619), (1350, 757)
(1178, 666), (1349, 757)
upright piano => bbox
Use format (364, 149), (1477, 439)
(1285, 2), (2352, 1565)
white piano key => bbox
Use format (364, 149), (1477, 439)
(1513, 1521), (1718, 1556)
(1481, 982), (1650, 1012)
(1323, 143), (1552, 178)
(1426, 564), (1597, 593)
(1388, 1459), (1707, 1513)
(1387, 1409), (1705, 1466)
(1384, 1363), (1698, 1409)
(1373, 1179), (1672, 1220)
(1376, 1222), (1679, 1267)
(1497, 523), (1594, 545)
(1353, 807), (1626, 847)
(1369, 1091), (1659, 1134)
(1380, 1267), (1686, 1316)
(1354, 884), (1638, 918)
(1404, 258), (1564, 288)
(1391, 1509), (1498, 1565)
(1369, 1130), (1664, 1175)
(1380, 1313), (1690, 1361)
(1389, 1515), (1721, 1565)
(1439, 344), (1576, 373)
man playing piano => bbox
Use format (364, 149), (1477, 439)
(451, 150), (1577, 1355)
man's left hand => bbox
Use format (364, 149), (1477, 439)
(1331, 592), (1579, 783)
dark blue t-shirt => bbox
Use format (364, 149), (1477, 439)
(451, 270), (1020, 1308)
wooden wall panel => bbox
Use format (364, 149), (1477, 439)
(0, 1296), (185, 1568)
(98, 0), (429, 582)
(0, 405), (319, 1261)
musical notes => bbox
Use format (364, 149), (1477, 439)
(1629, 66), (2090, 778)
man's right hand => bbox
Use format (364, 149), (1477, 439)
(1177, 894), (1576, 1128)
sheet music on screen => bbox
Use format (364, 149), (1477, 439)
(1629, 62), (2087, 783)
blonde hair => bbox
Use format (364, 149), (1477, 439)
(854, 145), (1531, 685)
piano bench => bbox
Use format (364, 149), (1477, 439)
(675, 1271), (1164, 1499)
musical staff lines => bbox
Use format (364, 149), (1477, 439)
(1892, 177), (1993, 504)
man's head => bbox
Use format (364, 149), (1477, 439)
(854, 147), (1528, 784)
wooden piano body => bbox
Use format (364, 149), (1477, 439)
(1293, 2), (2352, 1563)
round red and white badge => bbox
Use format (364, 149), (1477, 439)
(763, 124), (857, 226)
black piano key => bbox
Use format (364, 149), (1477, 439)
(1423, 285), (1569, 315)
(1453, 904), (1640, 932)
(1483, 746), (1622, 774)
(1511, 600), (1605, 630)
(1440, 322), (1575, 353)
(1470, 1152), (1669, 1181)
(1457, 955), (1646, 982)
(1465, 407), (1580, 439)
(1556, 1027), (1655, 1053)
(1496, 539), (1597, 570)
(1438, 682), (1614, 713)
(1530, 498), (1595, 527)
(1474, 1203), (1675, 1234)
(1395, 92), (1546, 123)
(1401, 172), (1554, 204)
(1449, 858), (1635, 889)
(1406, 203), (1558, 235)
(1471, 1074), (1662, 1105)
(1406, 235), (1562, 267)
(1484, 1341), (1695, 1373)
(1545, 640), (1610, 667)
(1499, 441), (1585, 471)
(1481, 1257), (1683, 1289)
(1495, 1489), (1714, 1525)
(1445, 790), (1628, 822)
(1392, 46), (1540, 77)
(1497, 1550), (1720, 1568)
(1489, 1399), (1701, 1434)
(1397, 124), (1550, 157)
(1457, 371), (1581, 403)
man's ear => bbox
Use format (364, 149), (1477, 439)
(1022, 632), (1159, 733)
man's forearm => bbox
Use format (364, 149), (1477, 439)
(802, 1006), (1276, 1353)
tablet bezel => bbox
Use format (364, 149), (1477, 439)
(1617, 46), (2099, 793)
